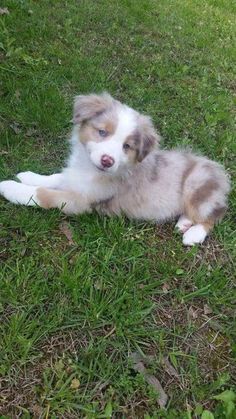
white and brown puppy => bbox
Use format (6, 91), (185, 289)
(0, 93), (230, 245)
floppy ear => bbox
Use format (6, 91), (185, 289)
(137, 115), (160, 162)
(73, 92), (114, 124)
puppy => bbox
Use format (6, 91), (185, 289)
(0, 93), (230, 245)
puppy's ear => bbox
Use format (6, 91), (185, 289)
(73, 92), (114, 124)
(137, 115), (160, 162)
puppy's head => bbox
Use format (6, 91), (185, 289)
(73, 93), (159, 174)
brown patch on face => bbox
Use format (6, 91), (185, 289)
(73, 92), (114, 124)
(125, 147), (139, 164)
(123, 130), (142, 163)
(79, 123), (95, 145)
(123, 116), (159, 164)
(138, 134), (156, 162)
(190, 179), (219, 208)
(79, 109), (118, 145)
(181, 159), (197, 190)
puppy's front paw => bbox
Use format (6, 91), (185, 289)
(183, 224), (207, 246)
(0, 180), (16, 199)
(17, 171), (39, 185)
(0, 180), (38, 205)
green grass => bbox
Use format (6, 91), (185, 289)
(0, 0), (236, 417)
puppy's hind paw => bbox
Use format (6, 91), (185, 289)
(183, 224), (207, 246)
(175, 215), (193, 234)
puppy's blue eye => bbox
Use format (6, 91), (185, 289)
(98, 129), (108, 137)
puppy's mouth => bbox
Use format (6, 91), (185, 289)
(94, 164), (117, 175)
(94, 164), (108, 172)
(96, 166), (105, 172)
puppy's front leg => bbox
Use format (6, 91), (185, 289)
(17, 171), (63, 189)
(36, 188), (90, 214)
(0, 181), (90, 214)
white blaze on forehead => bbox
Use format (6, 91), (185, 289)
(114, 106), (137, 142)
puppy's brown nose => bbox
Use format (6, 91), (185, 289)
(101, 154), (114, 168)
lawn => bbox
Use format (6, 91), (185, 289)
(0, 0), (236, 417)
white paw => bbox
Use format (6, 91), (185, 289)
(175, 215), (193, 233)
(0, 180), (16, 197)
(16, 171), (41, 186)
(0, 180), (38, 206)
(183, 224), (207, 246)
